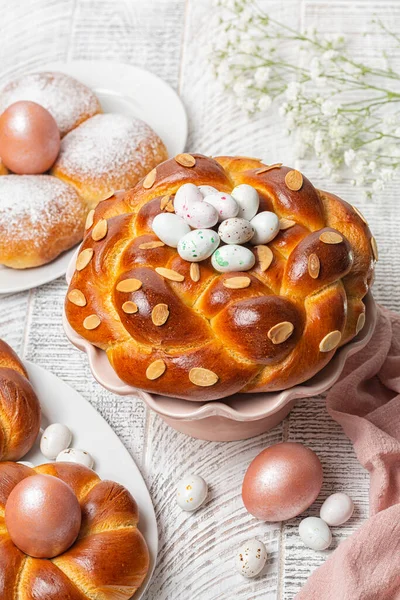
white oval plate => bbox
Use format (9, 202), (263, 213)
(0, 60), (188, 295)
(22, 361), (157, 599)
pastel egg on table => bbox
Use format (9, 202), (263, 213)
(235, 538), (268, 578)
(176, 475), (208, 511)
(298, 517), (332, 551)
(320, 492), (354, 526)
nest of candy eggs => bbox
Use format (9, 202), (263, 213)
(152, 181), (277, 272)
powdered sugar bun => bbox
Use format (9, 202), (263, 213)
(51, 113), (168, 206)
(0, 175), (87, 269)
(0, 72), (101, 137)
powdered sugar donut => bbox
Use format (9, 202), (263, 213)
(0, 72), (101, 137)
(51, 113), (168, 206)
(0, 175), (87, 268)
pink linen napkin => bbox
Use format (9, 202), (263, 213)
(296, 306), (400, 599)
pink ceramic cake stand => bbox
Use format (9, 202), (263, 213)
(64, 250), (377, 441)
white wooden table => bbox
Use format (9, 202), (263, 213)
(1, 1), (399, 598)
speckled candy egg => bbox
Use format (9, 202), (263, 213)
(176, 474), (208, 512)
(231, 184), (260, 221)
(211, 244), (255, 273)
(299, 517), (332, 551)
(250, 211), (280, 245)
(242, 442), (323, 521)
(174, 183), (203, 218)
(183, 200), (219, 229)
(235, 538), (268, 578)
(320, 492), (354, 526)
(178, 229), (220, 262)
(5, 474), (81, 558)
(218, 217), (254, 245)
(0, 100), (60, 174)
(198, 184), (218, 197)
(40, 423), (72, 460)
(56, 448), (94, 469)
(152, 212), (191, 248)
(203, 192), (239, 222)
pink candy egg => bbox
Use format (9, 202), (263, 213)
(242, 442), (323, 521)
(0, 100), (60, 174)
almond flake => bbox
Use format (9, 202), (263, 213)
(122, 301), (138, 314)
(267, 321), (294, 344)
(319, 231), (343, 245)
(139, 241), (165, 250)
(155, 267), (184, 282)
(255, 245), (273, 271)
(146, 359), (166, 380)
(189, 367), (219, 387)
(83, 314), (101, 330)
(308, 253), (320, 279)
(152, 303), (170, 326)
(223, 276), (251, 289)
(235, 155), (262, 161)
(165, 199), (175, 212)
(356, 313), (366, 335)
(279, 218), (296, 231)
(255, 163), (282, 175)
(92, 219), (108, 241)
(285, 169), (303, 191)
(143, 168), (157, 189)
(319, 330), (341, 352)
(190, 263), (200, 282)
(68, 289), (87, 307)
(371, 236), (378, 261)
(116, 278), (142, 292)
(85, 209), (95, 230)
(175, 153), (196, 167)
(76, 248), (94, 271)
(352, 205), (367, 224)
(160, 195), (171, 210)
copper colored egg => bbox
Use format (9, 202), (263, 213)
(5, 474), (81, 558)
(242, 442), (323, 521)
(0, 100), (60, 174)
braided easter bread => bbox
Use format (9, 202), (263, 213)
(65, 155), (375, 401)
(0, 461), (149, 599)
(0, 340), (41, 460)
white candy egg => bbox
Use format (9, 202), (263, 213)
(299, 517), (332, 551)
(250, 211), (280, 245)
(56, 448), (94, 469)
(320, 493), (354, 526)
(211, 244), (255, 273)
(198, 184), (218, 197)
(152, 213), (191, 248)
(176, 474), (208, 512)
(235, 538), (267, 578)
(231, 184), (260, 221)
(218, 217), (254, 245)
(178, 229), (220, 262)
(18, 461), (35, 468)
(203, 192), (239, 222)
(183, 201), (219, 229)
(40, 423), (72, 460)
(174, 183), (204, 218)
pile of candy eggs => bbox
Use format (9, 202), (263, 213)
(19, 422), (94, 469)
(151, 183), (280, 272)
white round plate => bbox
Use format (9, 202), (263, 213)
(0, 60), (187, 295)
(23, 361), (158, 599)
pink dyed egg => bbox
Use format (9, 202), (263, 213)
(0, 101), (60, 174)
(242, 442), (323, 521)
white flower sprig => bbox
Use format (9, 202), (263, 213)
(210, 0), (400, 194)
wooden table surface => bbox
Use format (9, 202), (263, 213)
(1, 1), (399, 598)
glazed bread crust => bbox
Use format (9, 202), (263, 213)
(0, 462), (149, 599)
(0, 340), (41, 460)
(65, 155), (375, 401)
